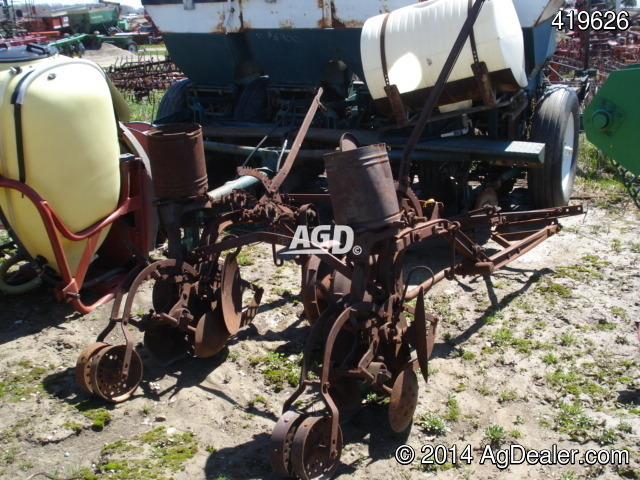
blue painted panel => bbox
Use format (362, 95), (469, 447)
(164, 32), (255, 86)
(244, 29), (364, 86)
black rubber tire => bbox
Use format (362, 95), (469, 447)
(155, 78), (192, 124)
(126, 41), (138, 53)
(417, 160), (457, 203)
(528, 86), (580, 208)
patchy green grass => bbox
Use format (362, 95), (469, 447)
(249, 352), (301, 390)
(83, 427), (198, 480)
(0, 361), (48, 402)
(75, 400), (113, 431)
(126, 90), (164, 122)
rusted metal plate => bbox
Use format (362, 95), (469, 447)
(388, 368), (419, 433)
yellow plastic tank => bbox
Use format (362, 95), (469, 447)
(0, 45), (121, 275)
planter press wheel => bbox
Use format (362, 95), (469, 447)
(291, 416), (343, 480)
(387, 368), (419, 433)
(528, 85), (580, 208)
(75, 342), (110, 394)
(269, 410), (308, 476)
(88, 344), (143, 403)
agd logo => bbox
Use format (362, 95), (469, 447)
(286, 225), (359, 255)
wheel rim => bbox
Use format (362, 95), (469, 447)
(89, 345), (143, 403)
(561, 119), (576, 194)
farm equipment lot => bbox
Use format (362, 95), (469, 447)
(0, 188), (638, 480)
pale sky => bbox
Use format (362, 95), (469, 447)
(31, 0), (143, 10)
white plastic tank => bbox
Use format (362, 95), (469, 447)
(360, 0), (528, 112)
(0, 46), (121, 275)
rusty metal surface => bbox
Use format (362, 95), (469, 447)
(146, 123), (208, 200)
(388, 368), (419, 433)
(324, 143), (400, 232)
(291, 416), (342, 480)
(269, 410), (307, 476)
(75, 342), (110, 394)
(88, 344), (143, 403)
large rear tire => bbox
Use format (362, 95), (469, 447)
(155, 78), (193, 124)
(528, 86), (579, 208)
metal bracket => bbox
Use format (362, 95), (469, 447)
(471, 61), (496, 108)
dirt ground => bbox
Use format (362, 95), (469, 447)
(0, 178), (638, 480)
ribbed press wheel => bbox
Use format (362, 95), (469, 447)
(269, 411), (307, 476)
(291, 416), (342, 480)
(89, 344), (143, 403)
(75, 342), (110, 394)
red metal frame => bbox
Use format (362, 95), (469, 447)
(0, 158), (151, 314)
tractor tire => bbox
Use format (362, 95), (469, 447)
(126, 41), (138, 53)
(155, 78), (193, 124)
(528, 86), (579, 208)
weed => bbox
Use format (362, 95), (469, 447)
(476, 385), (493, 396)
(611, 238), (623, 253)
(491, 328), (514, 346)
(443, 395), (461, 422)
(609, 306), (628, 320)
(483, 425), (507, 447)
(498, 390), (518, 403)
(594, 320), (616, 331)
(236, 251), (255, 266)
(0, 445), (19, 465)
(553, 403), (598, 441)
(617, 422), (633, 434)
(596, 428), (618, 446)
(542, 352), (559, 365)
(559, 332), (577, 346)
(461, 350), (476, 361)
(247, 395), (268, 408)
(417, 412), (448, 437)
